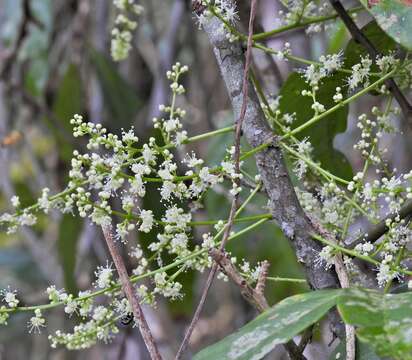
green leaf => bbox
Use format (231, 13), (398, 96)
(57, 215), (82, 294)
(360, 0), (412, 50)
(194, 290), (340, 360)
(344, 21), (397, 70)
(52, 63), (84, 293)
(337, 288), (412, 359)
(278, 72), (353, 180)
(53, 63), (83, 126)
(89, 49), (141, 127)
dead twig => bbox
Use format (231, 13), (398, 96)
(255, 260), (270, 297)
(174, 1), (259, 358)
(210, 249), (307, 360)
(101, 225), (162, 360)
(209, 248), (269, 312)
(0, 0), (43, 80)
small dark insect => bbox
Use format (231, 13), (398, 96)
(192, 0), (207, 15)
(120, 313), (134, 325)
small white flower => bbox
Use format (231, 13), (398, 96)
(11, 196), (20, 208)
(3, 290), (19, 308)
(139, 209), (154, 233)
(27, 309), (46, 334)
(317, 246), (334, 269)
(95, 263), (114, 289)
(38, 188), (51, 213)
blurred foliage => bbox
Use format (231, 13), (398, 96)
(22, 0), (52, 96)
(330, 340), (381, 360)
(327, 22), (347, 55)
(57, 214), (81, 294)
(90, 49), (141, 128)
(51, 63), (84, 161)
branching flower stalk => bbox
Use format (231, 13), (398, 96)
(2, 0), (412, 358)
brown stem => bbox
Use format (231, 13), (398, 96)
(101, 225), (162, 360)
(348, 199), (412, 249)
(0, 0), (43, 80)
(255, 260), (270, 296)
(210, 249), (307, 360)
(210, 248), (269, 311)
(310, 219), (356, 360)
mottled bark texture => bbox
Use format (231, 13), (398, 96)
(202, 17), (340, 292)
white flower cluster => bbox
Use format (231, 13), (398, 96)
(302, 52), (343, 86)
(214, 0), (238, 24)
(28, 309), (46, 334)
(0, 63), (238, 254)
(196, 0), (239, 42)
(290, 97), (412, 284)
(277, 0), (331, 29)
(293, 138), (313, 179)
(348, 56), (372, 90)
(111, 0), (144, 61)
(0, 62), (259, 348)
(2, 289), (19, 308)
(153, 63), (189, 146)
(354, 109), (396, 163)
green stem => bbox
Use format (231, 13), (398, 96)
(384, 246), (405, 293)
(265, 276), (307, 283)
(282, 68), (398, 139)
(312, 233), (412, 276)
(111, 206), (272, 227)
(5, 125), (235, 222)
(1, 218), (269, 314)
(252, 6), (364, 41)
(281, 143), (349, 185)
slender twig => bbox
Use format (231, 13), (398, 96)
(252, 6), (364, 41)
(297, 326), (314, 353)
(174, 258), (218, 359)
(0, 0), (43, 80)
(101, 225), (162, 360)
(328, 0), (412, 124)
(210, 249), (307, 360)
(255, 260), (270, 297)
(174, 2), (259, 358)
(210, 248), (269, 311)
(0, 219), (269, 317)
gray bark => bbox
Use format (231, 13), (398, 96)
(202, 16), (340, 292)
